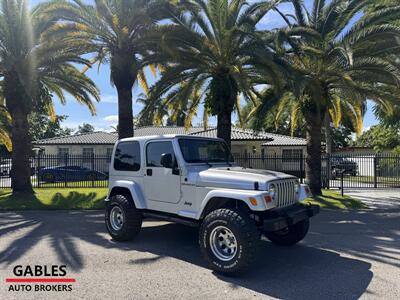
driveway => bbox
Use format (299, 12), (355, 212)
(344, 189), (400, 209)
(0, 206), (399, 299)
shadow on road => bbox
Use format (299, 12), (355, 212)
(126, 222), (373, 300)
(2, 206), (400, 299)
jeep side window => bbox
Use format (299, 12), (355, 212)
(114, 141), (141, 171)
(146, 141), (175, 167)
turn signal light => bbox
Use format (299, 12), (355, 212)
(249, 197), (258, 206)
(264, 195), (273, 203)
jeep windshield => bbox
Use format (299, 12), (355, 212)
(178, 138), (234, 164)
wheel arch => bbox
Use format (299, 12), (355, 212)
(107, 181), (146, 209)
(197, 189), (270, 219)
(199, 196), (251, 220)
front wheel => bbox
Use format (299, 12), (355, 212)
(105, 194), (142, 241)
(265, 219), (309, 246)
(199, 208), (260, 275)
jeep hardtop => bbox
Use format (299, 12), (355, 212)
(105, 135), (319, 274)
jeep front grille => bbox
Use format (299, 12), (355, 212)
(272, 180), (298, 208)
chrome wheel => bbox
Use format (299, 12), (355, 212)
(110, 206), (124, 231)
(209, 226), (238, 261)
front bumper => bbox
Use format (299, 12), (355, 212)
(263, 204), (320, 232)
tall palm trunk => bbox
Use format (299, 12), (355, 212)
(10, 108), (33, 193)
(305, 111), (323, 196)
(324, 113), (332, 155)
(112, 51), (137, 139)
(217, 107), (232, 149)
(117, 87), (134, 139)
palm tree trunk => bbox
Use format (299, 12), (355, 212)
(217, 107), (232, 149)
(10, 108), (33, 193)
(324, 113), (332, 155)
(305, 113), (323, 196)
(117, 87), (134, 139)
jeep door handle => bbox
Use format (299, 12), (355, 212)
(146, 169), (152, 176)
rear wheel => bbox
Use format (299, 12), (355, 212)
(199, 208), (260, 275)
(42, 173), (55, 183)
(265, 219), (309, 246)
(105, 194), (142, 241)
(86, 173), (96, 181)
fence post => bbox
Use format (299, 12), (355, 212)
(299, 155), (304, 183)
(37, 153), (41, 188)
(274, 153), (277, 171)
(64, 153), (68, 188)
(91, 153), (95, 188)
(326, 154), (330, 189)
(373, 155), (378, 188)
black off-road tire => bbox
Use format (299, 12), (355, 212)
(105, 194), (142, 241)
(199, 208), (260, 275)
(265, 219), (309, 246)
(42, 173), (55, 183)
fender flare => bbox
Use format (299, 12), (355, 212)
(196, 189), (271, 219)
(107, 180), (146, 209)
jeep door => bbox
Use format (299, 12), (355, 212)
(143, 140), (181, 204)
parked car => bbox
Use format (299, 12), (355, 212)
(38, 166), (108, 182)
(105, 135), (319, 275)
(331, 157), (358, 177)
(0, 159), (11, 176)
(0, 159), (36, 177)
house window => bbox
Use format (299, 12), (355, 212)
(83, 148), (94, 162)
(58, 148), (69, 163)
(106, 148), (113, 162)
(282, 149), (303, 162)
(106, 148), (113, 157)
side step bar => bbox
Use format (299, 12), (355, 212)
(142, 211), (199, 227)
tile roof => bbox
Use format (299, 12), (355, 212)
(191, 127), (275, 141)
(134, 126), (205, 136)
(261, 133), (307, 146)
(33, 126), (307, 146)
(191, 127), (306, 145)
(34, 131), (118, 145)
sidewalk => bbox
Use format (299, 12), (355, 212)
(343, 189), (400, 209)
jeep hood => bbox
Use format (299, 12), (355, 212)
(195, 166), (296, 190)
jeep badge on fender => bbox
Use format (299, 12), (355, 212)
(105, 135), (319, 275)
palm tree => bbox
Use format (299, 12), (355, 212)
(0, 0), (100, 193)
(146, 0), (282, 148)
(252, 0), (400, 195)
(45, 0), (173, 139)
(0, 103), (12, 152)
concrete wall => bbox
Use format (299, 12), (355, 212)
(36, 145), (114, 156)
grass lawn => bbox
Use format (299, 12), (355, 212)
(305, 189), (367, 209)
(0, 188), (108, 210)
(0, 187), (366, 211)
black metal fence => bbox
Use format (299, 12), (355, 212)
(235, 153), (400, 189)
(0, 153), (399, 189)
(0, 154), (110, 189)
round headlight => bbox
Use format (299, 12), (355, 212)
(294, 181), (300, 194)
(268, 184), (276, 199)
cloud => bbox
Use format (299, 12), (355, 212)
(103, 115), (118, 122)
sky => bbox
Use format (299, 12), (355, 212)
(30, 0), (379, 133)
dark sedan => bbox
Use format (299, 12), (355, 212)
(38, 166), (108, 182)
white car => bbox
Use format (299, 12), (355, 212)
(105, 135), (319, 274)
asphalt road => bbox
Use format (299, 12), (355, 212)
(0, 204), (399, 299)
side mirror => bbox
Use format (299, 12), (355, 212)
(160, 153), (173, 169)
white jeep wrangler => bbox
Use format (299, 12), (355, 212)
(105, 135), (319, 274)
